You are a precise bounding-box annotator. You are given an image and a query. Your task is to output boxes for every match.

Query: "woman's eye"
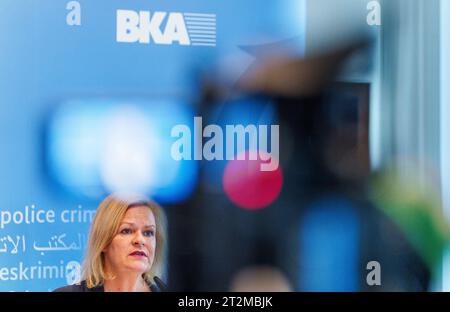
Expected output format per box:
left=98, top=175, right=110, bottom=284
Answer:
left=144, top=230, right=155, bottom=237
left=120, top=228, right=132, bottom=235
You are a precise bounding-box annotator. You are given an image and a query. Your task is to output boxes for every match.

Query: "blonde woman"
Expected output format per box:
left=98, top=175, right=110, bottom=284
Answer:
left=54, top=193, right=167, bottom=292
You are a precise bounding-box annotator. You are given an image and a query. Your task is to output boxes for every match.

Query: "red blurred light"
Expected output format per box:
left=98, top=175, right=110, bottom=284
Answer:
left=223, top=151, right=283, bottom=210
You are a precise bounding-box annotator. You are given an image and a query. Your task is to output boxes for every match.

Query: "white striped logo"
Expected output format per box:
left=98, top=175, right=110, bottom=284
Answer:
left=116, top=10, right=217, bottom=47
left=184, top=13, right=216, bottom=47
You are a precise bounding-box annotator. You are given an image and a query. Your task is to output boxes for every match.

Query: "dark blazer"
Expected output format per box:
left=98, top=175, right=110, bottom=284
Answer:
left=54, top=280, right=103, bottom=292
left=54, top=278, right=166, bottom=292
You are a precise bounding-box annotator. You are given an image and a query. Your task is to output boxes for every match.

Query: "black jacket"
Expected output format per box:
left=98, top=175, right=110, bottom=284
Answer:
left=54, top=278, right=166, bottom=292
left=53, top=280, right=103, bottom=292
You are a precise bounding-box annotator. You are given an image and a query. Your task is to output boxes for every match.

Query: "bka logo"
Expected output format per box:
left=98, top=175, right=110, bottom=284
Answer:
left=117, top=10, right=217, bottom=47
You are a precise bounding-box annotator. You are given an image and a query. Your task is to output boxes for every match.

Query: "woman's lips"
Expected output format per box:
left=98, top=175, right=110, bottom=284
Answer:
left=129, top=251, right=147, bottom=257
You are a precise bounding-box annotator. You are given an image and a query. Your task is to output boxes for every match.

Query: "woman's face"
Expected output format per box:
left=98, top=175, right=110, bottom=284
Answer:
left=103, top=206, right=156, bottom=275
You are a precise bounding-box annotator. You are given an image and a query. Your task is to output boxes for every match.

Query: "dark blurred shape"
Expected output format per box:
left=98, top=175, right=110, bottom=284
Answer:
left=237, top=40, right=369, bottom=97
left=168, top=37, right=431, bottom=291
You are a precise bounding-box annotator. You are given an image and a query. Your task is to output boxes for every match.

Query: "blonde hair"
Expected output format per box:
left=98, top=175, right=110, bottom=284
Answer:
left=82, top=193, right=166, bottom=289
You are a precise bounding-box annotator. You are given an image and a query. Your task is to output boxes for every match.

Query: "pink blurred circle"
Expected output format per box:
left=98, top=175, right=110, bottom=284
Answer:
left=223, top=150, right=283, bottom=210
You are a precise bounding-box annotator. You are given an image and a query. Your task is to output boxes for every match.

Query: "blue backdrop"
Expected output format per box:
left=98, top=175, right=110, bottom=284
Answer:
left=0, top=0, right=305, bottom=291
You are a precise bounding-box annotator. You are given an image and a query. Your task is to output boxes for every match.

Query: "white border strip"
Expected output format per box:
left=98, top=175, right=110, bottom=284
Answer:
left=441, top=0, right=450, bottom=292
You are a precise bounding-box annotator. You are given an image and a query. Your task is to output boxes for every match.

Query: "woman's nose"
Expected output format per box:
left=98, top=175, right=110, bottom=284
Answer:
left=132, top=231, right=145, bottom=246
